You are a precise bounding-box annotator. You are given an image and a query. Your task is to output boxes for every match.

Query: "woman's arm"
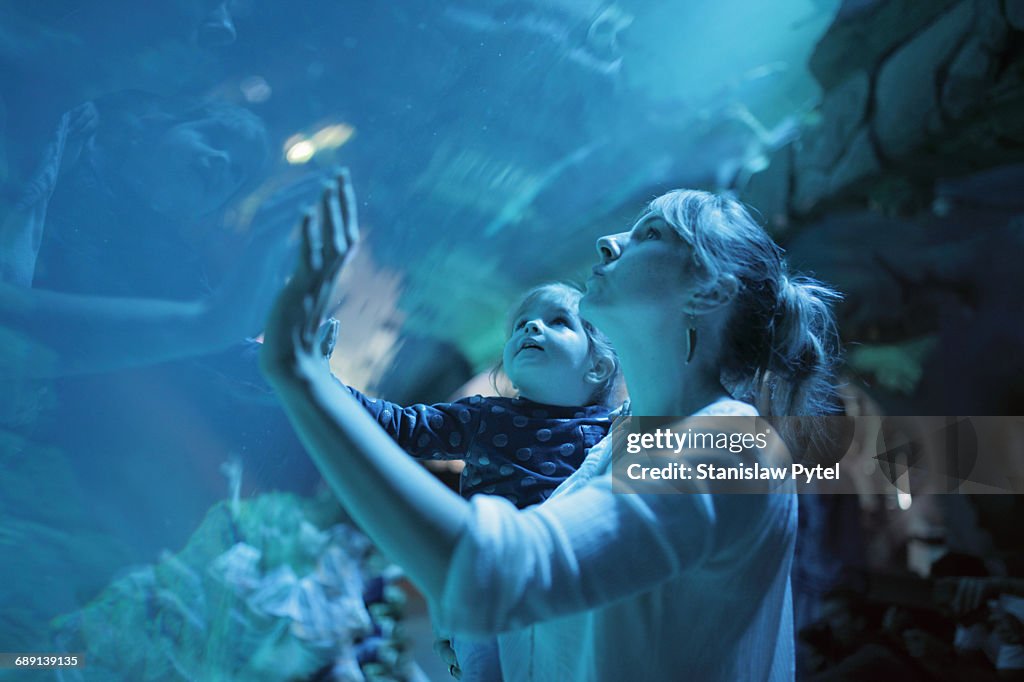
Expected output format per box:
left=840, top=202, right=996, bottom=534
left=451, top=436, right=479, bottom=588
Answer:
left=260, top=171, right=470, bottom=598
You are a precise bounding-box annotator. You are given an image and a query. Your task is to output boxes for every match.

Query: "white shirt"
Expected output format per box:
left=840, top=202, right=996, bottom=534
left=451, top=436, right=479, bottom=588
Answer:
left=431, top=398, right=797, bottom=681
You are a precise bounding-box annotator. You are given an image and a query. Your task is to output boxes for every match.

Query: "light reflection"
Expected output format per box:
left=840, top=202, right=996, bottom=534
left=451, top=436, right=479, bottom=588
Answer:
left=285, top=140, right=316, bottom=164
left=283, top=123, right=356, bottom=165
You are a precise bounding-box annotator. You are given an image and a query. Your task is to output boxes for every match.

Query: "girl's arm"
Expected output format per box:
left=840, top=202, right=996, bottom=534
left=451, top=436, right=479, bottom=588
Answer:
left=260, top=171, right=470, bottom=598
left=343, top=384, right=481, bottom=461
left=319, top=319, right=482, bottom=460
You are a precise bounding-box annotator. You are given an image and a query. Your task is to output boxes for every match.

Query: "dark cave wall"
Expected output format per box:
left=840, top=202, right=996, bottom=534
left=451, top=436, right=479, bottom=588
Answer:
left=743, top=0, right=1024, bottom=413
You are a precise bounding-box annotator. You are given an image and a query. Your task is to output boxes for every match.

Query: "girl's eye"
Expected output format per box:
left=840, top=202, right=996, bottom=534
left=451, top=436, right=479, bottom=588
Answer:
left=551, top=317, right=569, bottom=327
left=514, top=319, right=526, bottom=330
left=645, top=226, right=661, bottom=240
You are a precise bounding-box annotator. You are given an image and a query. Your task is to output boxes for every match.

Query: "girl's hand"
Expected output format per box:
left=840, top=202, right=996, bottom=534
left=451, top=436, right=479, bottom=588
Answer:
left=260, top=170, right=358, bottom=380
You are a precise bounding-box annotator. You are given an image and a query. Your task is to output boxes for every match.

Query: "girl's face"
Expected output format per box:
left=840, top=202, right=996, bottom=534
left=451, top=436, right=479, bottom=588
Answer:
left=128, top=116, right=261, bottom=218
left=502, top=291, right=596, bottom=406
left=582, top=212, right=702, bottom=323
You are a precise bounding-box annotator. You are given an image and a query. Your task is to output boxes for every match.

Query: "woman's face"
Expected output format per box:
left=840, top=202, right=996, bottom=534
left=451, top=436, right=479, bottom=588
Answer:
left=582, top=212, right=702, bottom=324
left=129, top=116, right=262, bottom=218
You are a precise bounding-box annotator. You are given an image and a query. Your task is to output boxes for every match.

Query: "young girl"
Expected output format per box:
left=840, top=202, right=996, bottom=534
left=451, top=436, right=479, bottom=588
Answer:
left=330, top=281, right=620, bottom=681
left=337, top=281, right=621, bottom=509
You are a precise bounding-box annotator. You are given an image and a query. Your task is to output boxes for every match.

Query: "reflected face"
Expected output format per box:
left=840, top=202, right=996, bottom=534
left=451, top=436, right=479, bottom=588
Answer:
left=131, top=116, right=263, bottom=218
left=502, top=290, right=594, bottom=406
left=582, top=212, right=702, bottom=324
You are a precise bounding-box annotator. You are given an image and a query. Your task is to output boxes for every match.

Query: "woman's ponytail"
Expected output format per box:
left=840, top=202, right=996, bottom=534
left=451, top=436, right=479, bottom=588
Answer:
left=765, top=272, right=842, bottom=418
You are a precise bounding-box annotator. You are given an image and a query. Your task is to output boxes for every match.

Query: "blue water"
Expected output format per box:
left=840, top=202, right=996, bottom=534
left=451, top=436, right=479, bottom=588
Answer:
left=0, top=1, right=838, bottom=679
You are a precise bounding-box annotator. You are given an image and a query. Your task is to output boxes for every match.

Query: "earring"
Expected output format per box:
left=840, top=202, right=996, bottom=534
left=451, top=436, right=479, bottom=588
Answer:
left=686, top=314, right=697, bottom=364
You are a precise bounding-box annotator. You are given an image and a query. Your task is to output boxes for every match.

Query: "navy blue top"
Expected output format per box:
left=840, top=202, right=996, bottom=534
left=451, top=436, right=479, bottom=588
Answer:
left=346, top=388, right=614, bottom=508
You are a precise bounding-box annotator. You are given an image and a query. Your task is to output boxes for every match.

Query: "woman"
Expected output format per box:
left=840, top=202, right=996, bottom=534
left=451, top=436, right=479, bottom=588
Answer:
left=261, top=171, right=841, bottom=680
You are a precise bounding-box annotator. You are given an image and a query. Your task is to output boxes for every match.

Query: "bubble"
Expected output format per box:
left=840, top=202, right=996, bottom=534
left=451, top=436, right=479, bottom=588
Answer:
left=513, top=416, right=529, bottom=428
left=540, top=461, right=556, bottom=475
left=516, top=448, right=532, bottom=461
left=499, top=465, right=515, bottom=476
left=478, top=456, right=491, bottom=466
left=536, top=429, right=552, bottom=442
left=449, top=433, right=462, bottom=447
left=559, top=443, right=576, bottom=457
left=493, top=434, right=509, bottom=447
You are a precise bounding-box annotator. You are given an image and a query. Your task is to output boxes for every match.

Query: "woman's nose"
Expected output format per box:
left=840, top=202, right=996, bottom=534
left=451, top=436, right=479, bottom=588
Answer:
left=524, top=320, right=542, bottom=335
left=596, top=234, right=621, bottom=263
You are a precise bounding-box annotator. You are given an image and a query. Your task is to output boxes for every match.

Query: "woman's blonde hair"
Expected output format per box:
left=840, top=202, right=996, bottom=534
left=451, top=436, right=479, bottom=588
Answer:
left=647, top=190, right=842, bottom=427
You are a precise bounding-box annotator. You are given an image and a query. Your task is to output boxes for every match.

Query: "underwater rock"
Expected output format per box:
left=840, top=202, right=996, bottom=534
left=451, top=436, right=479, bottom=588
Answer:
left=791, top=166, right=830, bottom=216
left=941, top=36, right=999, bottom=121
left=800, top=71, right=871, bottom=171
left=808, top=0, right=961, bottom=89
left=873, top=1, right=974, bottom=161
left=827, top=127, right=882, bottom=196
left=742, top=143, right=792, bottom=232
left=1008, top=0, right=1024, bottom=30
left=53, top=493, right=415, bottom=681
left=975, top=0, right=1011, bottom=52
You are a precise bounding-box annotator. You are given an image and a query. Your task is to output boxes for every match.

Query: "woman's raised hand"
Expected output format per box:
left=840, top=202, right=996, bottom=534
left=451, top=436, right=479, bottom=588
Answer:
left=260, top=169, right=359, bottom=379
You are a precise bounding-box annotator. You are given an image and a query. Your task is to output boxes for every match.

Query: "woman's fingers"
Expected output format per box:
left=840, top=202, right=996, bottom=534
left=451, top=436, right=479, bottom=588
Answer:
left=283, top=170, right=359, bottom=352
left=338, top=168, right=359, bottom=250
left=297, top=208, right=326, bottom=347
left=320, top=181, right=345, bottom=264
left=321, top=168, right=358, bottom=266
left=299, top=209, right=320, bottom=276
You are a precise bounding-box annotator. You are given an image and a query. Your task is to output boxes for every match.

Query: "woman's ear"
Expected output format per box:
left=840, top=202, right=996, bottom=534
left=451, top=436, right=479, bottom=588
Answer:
left=688, top=274, right=739, bottom=314
left=585, top=356, right=616, bottom=385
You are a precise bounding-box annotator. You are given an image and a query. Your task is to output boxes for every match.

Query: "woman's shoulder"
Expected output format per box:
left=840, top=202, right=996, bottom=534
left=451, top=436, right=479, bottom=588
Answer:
left=692, top=397, right=758, bottom=417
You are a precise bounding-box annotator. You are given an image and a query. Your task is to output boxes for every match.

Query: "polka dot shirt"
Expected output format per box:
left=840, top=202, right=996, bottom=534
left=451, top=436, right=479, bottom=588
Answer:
left=345, top=387, right=614, bottom=508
